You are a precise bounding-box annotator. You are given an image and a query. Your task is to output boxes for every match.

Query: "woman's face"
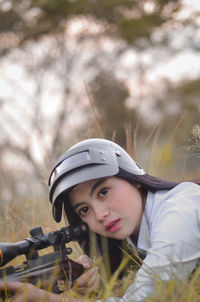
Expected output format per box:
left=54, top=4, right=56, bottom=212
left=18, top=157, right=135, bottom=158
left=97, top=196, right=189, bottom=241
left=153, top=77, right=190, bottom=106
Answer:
left=69, top=176, right=144, bottom=240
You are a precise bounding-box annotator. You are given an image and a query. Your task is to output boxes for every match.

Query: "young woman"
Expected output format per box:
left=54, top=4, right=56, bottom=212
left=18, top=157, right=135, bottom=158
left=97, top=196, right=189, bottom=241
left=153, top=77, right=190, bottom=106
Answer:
left=1, top=138, right=200, bottom=302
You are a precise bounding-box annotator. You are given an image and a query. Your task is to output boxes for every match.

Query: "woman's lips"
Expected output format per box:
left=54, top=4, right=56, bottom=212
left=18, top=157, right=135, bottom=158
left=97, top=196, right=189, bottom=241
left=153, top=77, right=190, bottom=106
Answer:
left=105, top=219, right=121, bottom=233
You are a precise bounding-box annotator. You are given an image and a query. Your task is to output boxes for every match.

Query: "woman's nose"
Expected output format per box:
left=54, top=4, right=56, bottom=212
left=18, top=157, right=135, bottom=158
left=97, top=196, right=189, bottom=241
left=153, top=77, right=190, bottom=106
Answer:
left=93, top=204, right=109, bottom=221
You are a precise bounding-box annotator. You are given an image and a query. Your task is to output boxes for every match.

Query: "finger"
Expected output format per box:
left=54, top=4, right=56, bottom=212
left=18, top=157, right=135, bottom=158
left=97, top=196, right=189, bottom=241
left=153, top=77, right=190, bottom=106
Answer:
left=89, top=275, right=101, bottom=292
left=0, top=281, right=24, bottom=292
left=74, top=273, right=100, bottom=295
left=88, top=270, right=100, bottom=288
left=73, top=267, right=98, bottom=287
left=75, top=255, right=92, bottom=268
left=73, top=285, right=88, bottom=295
left=11, top=284, right=59, bottom=302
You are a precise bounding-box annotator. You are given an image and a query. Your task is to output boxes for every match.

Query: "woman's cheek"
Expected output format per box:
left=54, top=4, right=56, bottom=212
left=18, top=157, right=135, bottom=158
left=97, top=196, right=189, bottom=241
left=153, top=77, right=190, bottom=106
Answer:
left=110, top=198, right=121, bottom=209
left=85, top=216, right=96, bottom=231
left=81, top=212, right=91, bottom=223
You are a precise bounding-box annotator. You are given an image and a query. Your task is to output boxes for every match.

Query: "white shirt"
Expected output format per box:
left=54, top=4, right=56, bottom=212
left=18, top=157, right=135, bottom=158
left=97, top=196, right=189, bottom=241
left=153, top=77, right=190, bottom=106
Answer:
left=101, top=182, right=200, bottom=302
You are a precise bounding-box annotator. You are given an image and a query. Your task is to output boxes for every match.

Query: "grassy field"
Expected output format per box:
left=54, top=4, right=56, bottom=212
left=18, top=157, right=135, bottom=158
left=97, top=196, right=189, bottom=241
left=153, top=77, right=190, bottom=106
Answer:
left=0, top=126, right=200, bottom=301
left=1, top=184, right=200, bottom=301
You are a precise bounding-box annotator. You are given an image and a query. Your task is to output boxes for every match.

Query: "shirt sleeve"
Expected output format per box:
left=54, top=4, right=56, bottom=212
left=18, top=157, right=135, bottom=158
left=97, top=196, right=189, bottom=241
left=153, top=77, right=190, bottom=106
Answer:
left=123, top=183, right=200, bottom=301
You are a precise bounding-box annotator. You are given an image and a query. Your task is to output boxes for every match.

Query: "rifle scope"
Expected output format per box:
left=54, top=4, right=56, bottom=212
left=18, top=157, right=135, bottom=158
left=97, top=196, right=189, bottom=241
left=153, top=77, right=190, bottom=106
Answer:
left=0, top=222, right=87, bottom=267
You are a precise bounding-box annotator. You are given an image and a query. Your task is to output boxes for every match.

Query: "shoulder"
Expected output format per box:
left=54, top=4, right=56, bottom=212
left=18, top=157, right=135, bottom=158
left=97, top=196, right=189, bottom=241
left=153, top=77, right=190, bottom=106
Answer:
left=154, top=181, right=200, bottom=205
left=147, top=182, right=200, bottom=233
left=170, top=181, right=200, bottom=193
left=145, top=184, right=200, bottom=247
left=138, top=182, right=200, bottom=252
left=146, top=182, right=200, bottom=216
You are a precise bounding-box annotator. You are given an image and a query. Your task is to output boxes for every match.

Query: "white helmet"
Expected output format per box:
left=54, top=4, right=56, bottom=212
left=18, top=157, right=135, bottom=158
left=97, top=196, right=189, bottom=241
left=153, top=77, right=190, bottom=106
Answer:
left=49, top=138, right=145, bottom=222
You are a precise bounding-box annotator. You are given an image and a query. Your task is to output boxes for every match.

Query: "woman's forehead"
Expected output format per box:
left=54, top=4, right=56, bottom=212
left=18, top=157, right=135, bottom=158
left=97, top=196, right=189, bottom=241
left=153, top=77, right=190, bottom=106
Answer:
left=69, top=177, right=112, bottom=199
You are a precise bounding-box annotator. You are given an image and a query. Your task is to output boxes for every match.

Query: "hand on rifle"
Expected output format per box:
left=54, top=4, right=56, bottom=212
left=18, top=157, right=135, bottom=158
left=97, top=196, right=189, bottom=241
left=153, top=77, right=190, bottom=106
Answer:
left=72, top=255, right=101, bottom=295
left=0, top=256, right=100, bottom=301
left=0, top=281, right=62, bottom=302
left=0, top=281, right=87, bottom=302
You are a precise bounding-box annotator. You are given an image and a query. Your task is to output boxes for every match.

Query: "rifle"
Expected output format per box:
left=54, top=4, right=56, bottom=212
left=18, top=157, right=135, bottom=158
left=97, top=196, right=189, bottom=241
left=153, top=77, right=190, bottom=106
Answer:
left=0, top=222, right=88, bottom=299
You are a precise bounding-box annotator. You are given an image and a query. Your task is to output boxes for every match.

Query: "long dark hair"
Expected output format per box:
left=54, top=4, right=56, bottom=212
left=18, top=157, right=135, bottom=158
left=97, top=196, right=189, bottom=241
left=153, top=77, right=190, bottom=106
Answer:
left=63, top=169, right=200, bottom=274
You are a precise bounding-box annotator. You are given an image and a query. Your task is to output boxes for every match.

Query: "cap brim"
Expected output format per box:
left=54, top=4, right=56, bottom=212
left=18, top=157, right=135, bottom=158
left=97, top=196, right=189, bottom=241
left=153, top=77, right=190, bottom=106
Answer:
left=52, top=164, right=119, bottom=222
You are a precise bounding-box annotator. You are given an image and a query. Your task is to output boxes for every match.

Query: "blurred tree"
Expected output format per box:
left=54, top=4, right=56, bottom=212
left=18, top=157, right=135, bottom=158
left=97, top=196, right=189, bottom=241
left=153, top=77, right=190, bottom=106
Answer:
left=0, top=0, right=200, bottom=204
left=1, top=0, right=199, bottom=54
left=151, top=78, right=200, bottom=143
left=85, top=72, right=139, bottom=146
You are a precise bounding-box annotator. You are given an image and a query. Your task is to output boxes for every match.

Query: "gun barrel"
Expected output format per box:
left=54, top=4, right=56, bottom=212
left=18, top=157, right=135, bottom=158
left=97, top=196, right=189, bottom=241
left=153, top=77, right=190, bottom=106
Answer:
left=0, top=222, right=88, bottom=267
left=0, top=240, right=31, bottom=267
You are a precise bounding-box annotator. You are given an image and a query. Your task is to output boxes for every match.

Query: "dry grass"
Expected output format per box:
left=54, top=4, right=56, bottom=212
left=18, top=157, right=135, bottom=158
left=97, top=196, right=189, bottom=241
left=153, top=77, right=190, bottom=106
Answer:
left=0, top=122, right=200, bottom=301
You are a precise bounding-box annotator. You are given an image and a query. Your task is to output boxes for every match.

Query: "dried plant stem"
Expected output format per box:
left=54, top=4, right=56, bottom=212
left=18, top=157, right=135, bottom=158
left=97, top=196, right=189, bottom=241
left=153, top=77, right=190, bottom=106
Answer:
left=83, top=81, right=104, bottom=138
left=147, top=122, right=163, bottom=174
left=125, top=118, right=140, bottom=160
left=153, top=112, right=185, bottom=175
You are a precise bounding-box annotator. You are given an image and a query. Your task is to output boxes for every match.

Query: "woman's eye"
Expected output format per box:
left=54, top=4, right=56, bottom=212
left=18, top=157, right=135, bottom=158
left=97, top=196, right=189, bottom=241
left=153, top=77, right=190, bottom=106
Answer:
left=78, top=207, right=88, bottom=216
left=99, top=187, right=108, bottom=197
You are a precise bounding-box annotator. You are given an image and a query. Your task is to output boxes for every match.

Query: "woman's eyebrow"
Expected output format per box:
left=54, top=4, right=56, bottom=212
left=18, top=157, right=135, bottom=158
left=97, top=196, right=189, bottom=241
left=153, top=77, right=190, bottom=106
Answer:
left=73, top=201, right=85, bottom=211
left=90, top=179, right=106, bottom=196
left=72, top=179, right=107, bottom=211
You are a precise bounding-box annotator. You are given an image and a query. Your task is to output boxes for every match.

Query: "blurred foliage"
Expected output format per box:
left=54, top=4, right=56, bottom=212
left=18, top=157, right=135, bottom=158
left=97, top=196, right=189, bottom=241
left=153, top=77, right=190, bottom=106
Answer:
left=118, top=13, right=162, bottom=44
left=85, top=72, right=137, bottom=146
left=147, top=270, right=200, bottom=302
left=0, top=195, right=57, bottom=242
left=186, top=124, right=200, bottom=158
left=146, top=78, right=200, bottom=143
left=0, top=0, right=199, bottom=206
left=0, top=0, right=195, bottom=53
